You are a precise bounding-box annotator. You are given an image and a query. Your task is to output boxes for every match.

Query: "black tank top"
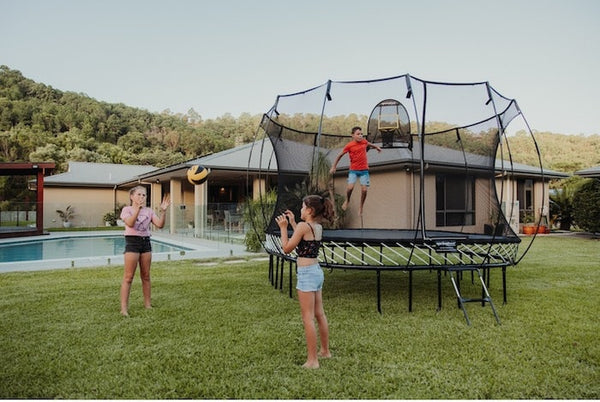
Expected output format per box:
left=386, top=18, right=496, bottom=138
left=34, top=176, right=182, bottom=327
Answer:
left=296, top=223, right=321, bottom=258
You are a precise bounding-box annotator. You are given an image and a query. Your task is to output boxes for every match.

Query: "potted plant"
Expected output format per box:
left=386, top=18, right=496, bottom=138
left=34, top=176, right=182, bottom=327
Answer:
left=103, top=211, right=118, bottom=226
left=56, top=205, right=75, bottom=228
left=536, top=215, right=550, bottom=234
left=537, top=223, right=550, bottom=234
left=521, top=212, right=536, bottom=235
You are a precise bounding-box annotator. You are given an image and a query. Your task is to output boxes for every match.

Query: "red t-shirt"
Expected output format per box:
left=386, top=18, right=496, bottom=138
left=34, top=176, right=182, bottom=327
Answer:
left=342, top=140, right=369, bottom=170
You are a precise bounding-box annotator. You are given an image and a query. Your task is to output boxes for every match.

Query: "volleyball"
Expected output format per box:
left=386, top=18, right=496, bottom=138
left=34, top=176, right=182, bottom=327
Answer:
left=187, top=165, right=209, bottom=185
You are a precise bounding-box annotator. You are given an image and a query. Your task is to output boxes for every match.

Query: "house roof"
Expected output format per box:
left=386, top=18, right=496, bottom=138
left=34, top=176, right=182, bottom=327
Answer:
left=45, top=162, right=157, bottom=187
left=575, top=165, right=600, bottom=178
left=35, top=141, right=568, bottom=191
left=190, top=141, right=275, bottom=171
left=125, top=139, right=568, bottom=185
left=130, top=141, right=277, bottom=185
left=496, top=160, right=568, bottom=180
left=264, top=139, right=568, bottom=180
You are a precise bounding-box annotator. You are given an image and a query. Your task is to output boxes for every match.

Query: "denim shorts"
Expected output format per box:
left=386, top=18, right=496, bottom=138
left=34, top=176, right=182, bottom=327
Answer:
left=124, top=236, right=152, bottom=253
left=296, top=263, right=324, bottom=292
left=348, top=170, right=370, bottom=186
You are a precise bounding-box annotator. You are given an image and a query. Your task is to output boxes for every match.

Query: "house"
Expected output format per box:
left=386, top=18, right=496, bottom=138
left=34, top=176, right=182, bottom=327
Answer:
left=326, top=141, right=569, bottom=233
left=116, top=141, right=278, bottom=236
left=43, top=162, right=157, bottom=228
left=39, top=144, right=277, bottom=236
left=257, top=132, right=568, bottom=234
left=37, top=139, right=567, bottom=237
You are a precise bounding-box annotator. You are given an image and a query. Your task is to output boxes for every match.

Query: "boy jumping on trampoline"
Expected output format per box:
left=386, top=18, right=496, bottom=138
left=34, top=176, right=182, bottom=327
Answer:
left=330, top=126, right=382, bottom=215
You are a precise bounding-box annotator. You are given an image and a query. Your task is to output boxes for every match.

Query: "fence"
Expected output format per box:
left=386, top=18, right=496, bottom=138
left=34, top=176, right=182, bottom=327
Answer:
left=0, top=210, right=36, bottom=227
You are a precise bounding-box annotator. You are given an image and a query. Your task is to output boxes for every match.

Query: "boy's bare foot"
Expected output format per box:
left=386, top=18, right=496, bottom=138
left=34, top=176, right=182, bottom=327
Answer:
left=318, top=351, right=332, bottom=358
left=120, top=310, right=129, bottom=317
left=302, top=361, right=319, bottom=369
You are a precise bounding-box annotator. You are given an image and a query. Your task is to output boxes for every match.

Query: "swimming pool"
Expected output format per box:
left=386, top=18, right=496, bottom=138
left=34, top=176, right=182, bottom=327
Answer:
left=0, top=235, right=193, bottom=263
left=0, top=231, right=256, bottom=273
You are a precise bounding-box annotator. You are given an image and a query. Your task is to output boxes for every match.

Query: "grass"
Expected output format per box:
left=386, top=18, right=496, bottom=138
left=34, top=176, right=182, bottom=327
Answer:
left=0, top=235, right=598, bottom=399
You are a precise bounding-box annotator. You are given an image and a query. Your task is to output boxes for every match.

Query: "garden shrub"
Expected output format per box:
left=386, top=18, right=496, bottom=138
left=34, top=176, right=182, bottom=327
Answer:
left=243, top=189, right=277, bottom=252
left=572, top=178, right=600, bottom=233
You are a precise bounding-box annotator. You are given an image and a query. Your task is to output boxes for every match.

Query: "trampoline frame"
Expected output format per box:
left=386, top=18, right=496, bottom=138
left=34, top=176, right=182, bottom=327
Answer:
left=264, top=229, right=516, bottom=323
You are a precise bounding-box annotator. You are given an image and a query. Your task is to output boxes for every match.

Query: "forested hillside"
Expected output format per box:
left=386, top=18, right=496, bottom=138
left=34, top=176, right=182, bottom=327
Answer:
left=0, top=66, right=261, bottom=172
left=508, top=130, right=600, bottom=173
left=1, top=65, right=598, bottom=174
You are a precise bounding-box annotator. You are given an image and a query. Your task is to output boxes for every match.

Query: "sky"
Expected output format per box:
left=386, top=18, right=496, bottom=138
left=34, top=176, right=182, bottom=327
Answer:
left=1, top=0, right=599, bottom=135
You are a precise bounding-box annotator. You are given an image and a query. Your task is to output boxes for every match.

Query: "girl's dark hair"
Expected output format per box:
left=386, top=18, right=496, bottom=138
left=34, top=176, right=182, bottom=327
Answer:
left=302, top=195, right=334, bottom=223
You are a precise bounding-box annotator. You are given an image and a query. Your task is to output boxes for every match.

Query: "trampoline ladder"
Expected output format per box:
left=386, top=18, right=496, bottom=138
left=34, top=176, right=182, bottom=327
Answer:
left=448, top=268, right=501, bottom=326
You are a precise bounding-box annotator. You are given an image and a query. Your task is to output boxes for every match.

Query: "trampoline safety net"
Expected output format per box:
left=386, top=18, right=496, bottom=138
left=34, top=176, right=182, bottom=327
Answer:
left=249, top=74, right=543, bottom=271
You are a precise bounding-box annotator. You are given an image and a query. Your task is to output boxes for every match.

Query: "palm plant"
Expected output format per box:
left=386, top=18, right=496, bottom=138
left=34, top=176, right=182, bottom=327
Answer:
left=550, top=177, right=583, bottom=230
left=56, top=205, right=75, bottom=223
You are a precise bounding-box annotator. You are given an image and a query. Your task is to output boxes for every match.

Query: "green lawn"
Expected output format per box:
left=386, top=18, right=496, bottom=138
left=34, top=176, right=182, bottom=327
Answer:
left=0, top=235, right=598, bottom=399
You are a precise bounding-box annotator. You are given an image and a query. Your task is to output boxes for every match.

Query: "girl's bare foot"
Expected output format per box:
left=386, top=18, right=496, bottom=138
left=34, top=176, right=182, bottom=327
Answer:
left=318, top=351, right=332, bottom=358
left=302, top=361, right=319, bottom=369
left=120, top=310, right=129, bottom=317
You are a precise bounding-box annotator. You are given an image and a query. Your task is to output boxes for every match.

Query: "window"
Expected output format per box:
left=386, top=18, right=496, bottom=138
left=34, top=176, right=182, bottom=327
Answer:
left=436, top=174, right=475, bottom=226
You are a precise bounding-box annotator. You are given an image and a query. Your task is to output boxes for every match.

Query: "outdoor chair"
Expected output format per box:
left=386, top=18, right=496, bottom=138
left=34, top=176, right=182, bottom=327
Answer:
left=224, top=210, right=242, bottom=232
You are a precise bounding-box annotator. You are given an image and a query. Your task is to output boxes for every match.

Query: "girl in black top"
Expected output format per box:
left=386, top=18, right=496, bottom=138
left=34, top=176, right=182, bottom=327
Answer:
left=276, top=195, right=335, bottom=369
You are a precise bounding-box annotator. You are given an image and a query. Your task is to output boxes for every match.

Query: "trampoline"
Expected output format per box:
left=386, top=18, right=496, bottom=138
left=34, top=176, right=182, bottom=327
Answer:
left=248, top=74, right=543, bottom=325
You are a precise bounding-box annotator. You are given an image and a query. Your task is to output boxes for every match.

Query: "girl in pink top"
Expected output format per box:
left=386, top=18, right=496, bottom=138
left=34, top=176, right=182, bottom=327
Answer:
left=119, top=185, right=171, bottom=316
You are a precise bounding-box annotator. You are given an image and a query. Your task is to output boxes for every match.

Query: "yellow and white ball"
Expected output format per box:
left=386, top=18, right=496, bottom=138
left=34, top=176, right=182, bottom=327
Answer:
left=187, top=165, right=209, bottom=185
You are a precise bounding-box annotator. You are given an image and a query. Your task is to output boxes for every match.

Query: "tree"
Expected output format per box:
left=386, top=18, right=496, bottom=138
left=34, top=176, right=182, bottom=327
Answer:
left=572, top=178, right=600, bottom=233
left=549, top=176, right=585, bottom=230
left=96, top=142, right=128, bottom=164
left=123, top=149, right=186, bottom=167
left=29, top=143, right=66, bottom=169
left=66, top=147, right=111, bottom=163
left=116, top=131, right=150, bottom=155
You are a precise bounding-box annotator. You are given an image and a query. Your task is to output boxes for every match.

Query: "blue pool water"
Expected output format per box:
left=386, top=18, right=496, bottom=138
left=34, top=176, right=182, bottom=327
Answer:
left=0, top=235, right=192, bottom=263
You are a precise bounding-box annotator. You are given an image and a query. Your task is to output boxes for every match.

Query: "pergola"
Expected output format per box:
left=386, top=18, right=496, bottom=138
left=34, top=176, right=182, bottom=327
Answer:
left=0, top=162, right=56, bottom=238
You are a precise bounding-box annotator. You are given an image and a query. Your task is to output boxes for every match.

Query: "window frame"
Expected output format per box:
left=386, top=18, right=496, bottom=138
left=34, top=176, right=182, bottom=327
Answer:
left=435, top=173, right=476, bottom=227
